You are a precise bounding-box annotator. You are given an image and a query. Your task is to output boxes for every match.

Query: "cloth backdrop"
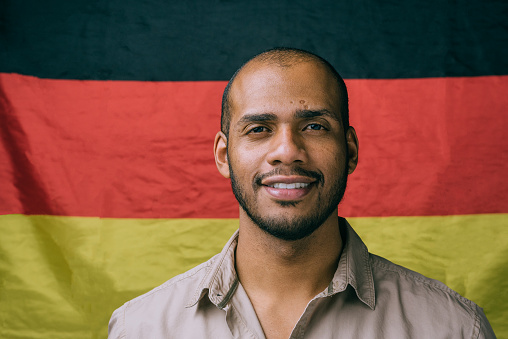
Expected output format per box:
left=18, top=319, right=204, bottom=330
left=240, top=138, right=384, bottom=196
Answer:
left=0, top=1, right=507, bottom=338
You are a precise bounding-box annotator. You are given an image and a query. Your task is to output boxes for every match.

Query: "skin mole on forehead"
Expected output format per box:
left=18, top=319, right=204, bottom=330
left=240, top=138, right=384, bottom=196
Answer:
left=299, top=100, right=306, bottom=104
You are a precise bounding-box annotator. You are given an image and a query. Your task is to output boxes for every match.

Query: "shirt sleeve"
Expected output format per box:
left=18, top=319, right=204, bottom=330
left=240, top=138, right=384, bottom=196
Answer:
left=108, top=304, right=127, bottom=339
left=475, top=305, right=497, bottom=339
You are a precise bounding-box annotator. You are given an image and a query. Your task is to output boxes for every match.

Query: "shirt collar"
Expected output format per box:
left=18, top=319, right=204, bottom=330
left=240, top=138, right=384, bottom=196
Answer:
left=186, top=229, right=240, bottom=309
left=187, top=219, right=375, bottom=310
left=327, top=218, right=376, bottom=310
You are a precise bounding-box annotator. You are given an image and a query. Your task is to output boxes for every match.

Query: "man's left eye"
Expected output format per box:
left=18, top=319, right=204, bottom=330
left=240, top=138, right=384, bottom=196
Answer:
left=306, top=124, right=325, bottom=131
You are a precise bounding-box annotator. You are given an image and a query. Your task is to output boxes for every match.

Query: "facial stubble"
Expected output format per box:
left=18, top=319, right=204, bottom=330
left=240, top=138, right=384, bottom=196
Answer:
left=228, top=153, right=349, bottom=241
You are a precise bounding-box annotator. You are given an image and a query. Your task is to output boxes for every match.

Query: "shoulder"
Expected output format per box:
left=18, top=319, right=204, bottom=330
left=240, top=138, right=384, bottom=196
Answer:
left=108, top=254, right=218, bottom=338
left=370, top=253, right=473, bottom=306
left=129, top=254, right=216, bottom=307
left=369, top=253, right=495, bottom=338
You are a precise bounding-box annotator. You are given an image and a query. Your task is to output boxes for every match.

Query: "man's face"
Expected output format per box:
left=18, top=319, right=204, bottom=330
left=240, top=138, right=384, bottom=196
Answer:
left=220, top=61, right=356, bottom=241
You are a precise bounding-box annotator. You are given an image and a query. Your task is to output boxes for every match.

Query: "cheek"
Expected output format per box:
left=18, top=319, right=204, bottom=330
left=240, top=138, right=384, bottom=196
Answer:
left=232, top=144, right=265, bottom=165
left=228, top=145, right=263, bottom=179
left=312, top=140, right=343, bottom=158
left=311, top=144, right=346, bottom=173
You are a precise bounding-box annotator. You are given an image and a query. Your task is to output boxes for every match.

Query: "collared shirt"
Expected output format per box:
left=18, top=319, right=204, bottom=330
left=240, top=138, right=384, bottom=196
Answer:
left=108, top=219, right=496, bottom=338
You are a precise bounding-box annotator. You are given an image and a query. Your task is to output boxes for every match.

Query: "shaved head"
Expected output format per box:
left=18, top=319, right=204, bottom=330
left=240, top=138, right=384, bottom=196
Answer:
left=221, top=47, right=349, bottom=137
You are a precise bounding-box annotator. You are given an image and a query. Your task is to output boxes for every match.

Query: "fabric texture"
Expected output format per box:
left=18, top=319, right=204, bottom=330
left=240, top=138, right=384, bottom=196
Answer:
left=2, top=2, right=507, bottom=338
left=108, top=219, right=495, bottom=339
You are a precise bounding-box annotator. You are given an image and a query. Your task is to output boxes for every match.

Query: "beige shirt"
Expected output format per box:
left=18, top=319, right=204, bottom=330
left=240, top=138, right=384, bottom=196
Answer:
left=108, top=220, right=495, bottom=338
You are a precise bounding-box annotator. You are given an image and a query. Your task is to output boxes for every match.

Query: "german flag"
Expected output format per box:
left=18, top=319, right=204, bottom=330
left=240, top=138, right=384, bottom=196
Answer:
left=1, top=1, right=507, bottom=338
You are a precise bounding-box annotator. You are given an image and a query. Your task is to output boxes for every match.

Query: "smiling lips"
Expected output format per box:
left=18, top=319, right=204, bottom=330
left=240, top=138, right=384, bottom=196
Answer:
left=261, top=176, right=315, bottom=200
left=268, top=182, right=309, bottom=189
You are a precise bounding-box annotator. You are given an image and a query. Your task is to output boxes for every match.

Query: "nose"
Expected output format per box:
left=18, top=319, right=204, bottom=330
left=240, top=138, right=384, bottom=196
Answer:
left=266, top=127, right=307, bottom=165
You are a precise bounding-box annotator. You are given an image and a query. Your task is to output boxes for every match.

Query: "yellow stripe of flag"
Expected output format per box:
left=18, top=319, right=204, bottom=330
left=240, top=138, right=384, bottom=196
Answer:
left=1, top=214, right=506, bottom=337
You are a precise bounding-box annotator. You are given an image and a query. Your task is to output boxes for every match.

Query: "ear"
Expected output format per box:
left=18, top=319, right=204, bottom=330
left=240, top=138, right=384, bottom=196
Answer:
left=214, top=131, right=230, bottom=178
left=346, top=127, right=359, bottom=174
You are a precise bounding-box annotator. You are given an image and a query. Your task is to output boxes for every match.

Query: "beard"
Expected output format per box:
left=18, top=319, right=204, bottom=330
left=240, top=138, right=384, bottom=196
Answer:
left=229, top=157, right=349, bottom=241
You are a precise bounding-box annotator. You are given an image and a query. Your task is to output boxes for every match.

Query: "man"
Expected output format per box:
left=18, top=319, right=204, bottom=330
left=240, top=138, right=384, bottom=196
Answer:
left=108, top=48, right=495, bottom=338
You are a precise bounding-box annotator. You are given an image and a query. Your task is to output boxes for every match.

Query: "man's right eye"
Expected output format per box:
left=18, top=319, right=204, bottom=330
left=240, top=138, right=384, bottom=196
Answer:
left=248, top=126, right=268, bottom=134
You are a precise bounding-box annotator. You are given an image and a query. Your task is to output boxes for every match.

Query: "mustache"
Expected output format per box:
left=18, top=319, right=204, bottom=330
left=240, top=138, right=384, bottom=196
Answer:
left=254, top=167, right=324, bottom=186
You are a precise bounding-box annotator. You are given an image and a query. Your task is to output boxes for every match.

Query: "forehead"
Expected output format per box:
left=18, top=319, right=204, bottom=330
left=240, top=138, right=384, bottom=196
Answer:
left=229, top=61, right=342, bottom=121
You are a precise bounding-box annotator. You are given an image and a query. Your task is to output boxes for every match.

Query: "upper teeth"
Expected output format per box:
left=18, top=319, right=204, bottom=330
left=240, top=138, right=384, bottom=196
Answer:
left=269, top=183, right=309, bottom=189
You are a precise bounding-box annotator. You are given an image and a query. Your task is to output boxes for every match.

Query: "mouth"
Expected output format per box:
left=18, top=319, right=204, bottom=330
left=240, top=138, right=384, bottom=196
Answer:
left=267, top=182, right=310, bottom=189
left=261, top=176, right=316, bottom=201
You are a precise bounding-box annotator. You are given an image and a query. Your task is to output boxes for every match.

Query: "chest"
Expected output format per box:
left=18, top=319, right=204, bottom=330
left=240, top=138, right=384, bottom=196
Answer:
left=125, top=285, right=474, bottom=339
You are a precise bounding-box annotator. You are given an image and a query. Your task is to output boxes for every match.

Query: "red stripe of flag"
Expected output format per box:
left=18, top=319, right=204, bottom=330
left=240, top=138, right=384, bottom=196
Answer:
left=1, top=73, right=507, bottom=217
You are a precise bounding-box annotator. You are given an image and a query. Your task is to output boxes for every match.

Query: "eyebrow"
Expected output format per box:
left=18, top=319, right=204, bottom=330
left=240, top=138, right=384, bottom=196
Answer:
left=294, top=109, right=340, bottom=122
left=236, top=113, right=278, bottom=125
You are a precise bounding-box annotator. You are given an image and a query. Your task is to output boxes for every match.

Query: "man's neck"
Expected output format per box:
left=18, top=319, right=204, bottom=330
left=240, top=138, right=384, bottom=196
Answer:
left=235, top=211, right=343, bottom=302
left=234, top=211, right=342, bottom=338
